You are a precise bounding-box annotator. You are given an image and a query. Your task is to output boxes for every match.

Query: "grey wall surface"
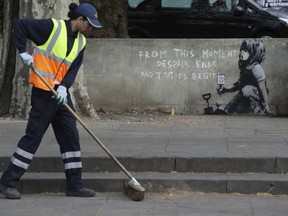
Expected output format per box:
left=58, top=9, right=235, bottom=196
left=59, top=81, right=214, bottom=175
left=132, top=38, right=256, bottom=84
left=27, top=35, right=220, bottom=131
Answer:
left=83, top=39, right=288, bottom=115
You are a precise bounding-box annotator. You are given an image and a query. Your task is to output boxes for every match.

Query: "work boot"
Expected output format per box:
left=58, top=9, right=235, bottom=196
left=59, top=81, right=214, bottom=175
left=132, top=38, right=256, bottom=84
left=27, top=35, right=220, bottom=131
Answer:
left=0, top=183, right=21, bottom=199
left=66, top=187, right=95, bottom=197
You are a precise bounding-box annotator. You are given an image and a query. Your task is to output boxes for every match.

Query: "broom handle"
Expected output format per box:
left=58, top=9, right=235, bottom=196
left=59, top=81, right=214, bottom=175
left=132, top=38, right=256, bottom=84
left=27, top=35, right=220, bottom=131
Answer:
left=31, top=65, right=134, bottom=180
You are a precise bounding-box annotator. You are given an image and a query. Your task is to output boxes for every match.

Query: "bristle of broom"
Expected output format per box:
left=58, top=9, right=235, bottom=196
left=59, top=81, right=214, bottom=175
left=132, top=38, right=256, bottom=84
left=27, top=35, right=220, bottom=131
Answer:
left=124, top=184, right=145, bottom=201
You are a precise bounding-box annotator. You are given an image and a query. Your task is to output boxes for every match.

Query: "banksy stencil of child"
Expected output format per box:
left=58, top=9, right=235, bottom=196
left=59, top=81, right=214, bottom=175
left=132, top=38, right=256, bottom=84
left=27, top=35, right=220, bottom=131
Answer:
left=219, top=39, right=274, bottom=116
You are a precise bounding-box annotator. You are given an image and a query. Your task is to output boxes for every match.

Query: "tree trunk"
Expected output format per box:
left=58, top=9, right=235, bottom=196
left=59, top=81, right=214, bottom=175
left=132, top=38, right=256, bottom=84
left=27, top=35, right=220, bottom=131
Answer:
left=0, top=0, right=18, bottom=116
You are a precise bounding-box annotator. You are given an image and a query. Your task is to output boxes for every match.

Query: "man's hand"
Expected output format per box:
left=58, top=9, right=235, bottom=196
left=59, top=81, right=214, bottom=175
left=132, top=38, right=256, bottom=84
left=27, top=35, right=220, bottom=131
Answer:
left=52, top=85, right=67, bottom=105
left=19, top=52, right=33, bottom=66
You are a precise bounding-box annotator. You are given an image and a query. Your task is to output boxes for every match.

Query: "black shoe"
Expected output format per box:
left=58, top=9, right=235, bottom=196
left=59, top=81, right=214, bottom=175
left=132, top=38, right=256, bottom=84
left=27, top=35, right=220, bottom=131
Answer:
left=0, top=183, right=21, bottom=199
left=66, top=187, right=95, bottom=197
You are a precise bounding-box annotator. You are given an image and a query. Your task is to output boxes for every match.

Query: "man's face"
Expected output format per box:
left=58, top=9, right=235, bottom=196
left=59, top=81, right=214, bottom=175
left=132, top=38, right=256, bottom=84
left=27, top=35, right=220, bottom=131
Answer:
left=77, top=17, right=93, bottom=34
left=239, top=50, right=250, bottom=61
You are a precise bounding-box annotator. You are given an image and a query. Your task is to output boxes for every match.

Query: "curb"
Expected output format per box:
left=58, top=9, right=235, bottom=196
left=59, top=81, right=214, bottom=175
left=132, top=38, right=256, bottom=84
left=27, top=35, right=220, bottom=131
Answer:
left=10, top=172, right=288, bottom=195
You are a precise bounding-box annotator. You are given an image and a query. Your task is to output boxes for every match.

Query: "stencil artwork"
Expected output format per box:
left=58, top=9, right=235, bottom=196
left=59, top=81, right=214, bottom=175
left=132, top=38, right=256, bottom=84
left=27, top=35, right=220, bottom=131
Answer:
left=203, top=39, right=274, bottom=116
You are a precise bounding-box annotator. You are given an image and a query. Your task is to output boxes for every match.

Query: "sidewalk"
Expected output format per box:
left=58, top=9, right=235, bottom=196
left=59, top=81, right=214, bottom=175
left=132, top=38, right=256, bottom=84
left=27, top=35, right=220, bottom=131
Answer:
left=1, top=115, right=288, bottom=158
left=1, top=192, right=288, bottom=216
left=1, top=115, right=288, bottom=215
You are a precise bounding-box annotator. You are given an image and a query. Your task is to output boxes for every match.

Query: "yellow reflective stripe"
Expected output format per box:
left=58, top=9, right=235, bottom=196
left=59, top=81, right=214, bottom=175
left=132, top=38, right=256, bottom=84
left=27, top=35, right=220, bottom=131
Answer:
left=46, top=20, right=62, bottom=53
left=37, top=18, right=59, bottom=51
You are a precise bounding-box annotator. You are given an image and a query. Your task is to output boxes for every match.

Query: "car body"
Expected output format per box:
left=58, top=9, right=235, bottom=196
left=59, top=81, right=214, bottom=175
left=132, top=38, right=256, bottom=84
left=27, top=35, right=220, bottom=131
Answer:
left=127, top=0, right=288, bottom=38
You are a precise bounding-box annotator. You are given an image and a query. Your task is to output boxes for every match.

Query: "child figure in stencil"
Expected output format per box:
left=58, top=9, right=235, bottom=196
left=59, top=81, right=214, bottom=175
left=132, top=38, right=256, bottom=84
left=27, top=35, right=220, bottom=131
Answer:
left=219, top=39, right=273, bottom=116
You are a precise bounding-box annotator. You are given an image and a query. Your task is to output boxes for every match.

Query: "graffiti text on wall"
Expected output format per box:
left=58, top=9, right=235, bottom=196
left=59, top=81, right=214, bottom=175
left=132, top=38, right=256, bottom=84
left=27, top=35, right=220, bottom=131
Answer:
left=138, top=48, right=238, bottom=81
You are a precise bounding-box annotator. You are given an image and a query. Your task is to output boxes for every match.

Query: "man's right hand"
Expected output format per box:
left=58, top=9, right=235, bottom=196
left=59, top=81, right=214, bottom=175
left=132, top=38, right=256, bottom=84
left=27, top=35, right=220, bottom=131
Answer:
left=19, top=52, right=33, bottom=66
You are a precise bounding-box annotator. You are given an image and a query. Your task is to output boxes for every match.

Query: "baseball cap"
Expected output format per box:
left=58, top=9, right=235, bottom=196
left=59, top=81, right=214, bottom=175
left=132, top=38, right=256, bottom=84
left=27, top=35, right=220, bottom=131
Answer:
left=75, top=3, right=102, bottom=28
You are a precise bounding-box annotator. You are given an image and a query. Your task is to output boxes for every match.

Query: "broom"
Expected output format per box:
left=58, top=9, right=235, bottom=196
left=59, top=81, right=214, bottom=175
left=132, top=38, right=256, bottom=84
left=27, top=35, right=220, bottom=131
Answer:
left=30, top=64, right=145, bottom=201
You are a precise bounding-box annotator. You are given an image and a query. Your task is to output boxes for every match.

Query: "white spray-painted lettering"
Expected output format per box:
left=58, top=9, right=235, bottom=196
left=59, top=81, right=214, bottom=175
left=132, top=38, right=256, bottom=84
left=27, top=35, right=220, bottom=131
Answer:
left=138, top=48, right=238, bottom=80
left=139, top=50, right=167, bottom=59
left=195, top=61, right=217, bottom=68
left=157, top=60, right=189, bottom=69
left=140, top=71, right=217, bottom=80
left=191, top=72, right=217, bottom=80
left=140, top=71, right=188, bottom=80
left=202, top=49, right=238, bottom=59
left=173, top=48, right=195, bottom=58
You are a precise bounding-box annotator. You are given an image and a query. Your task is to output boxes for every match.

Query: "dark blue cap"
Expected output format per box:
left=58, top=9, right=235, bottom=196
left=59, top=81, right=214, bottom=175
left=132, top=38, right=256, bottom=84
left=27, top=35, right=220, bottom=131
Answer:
left=75, top=3, right=102, bottom=28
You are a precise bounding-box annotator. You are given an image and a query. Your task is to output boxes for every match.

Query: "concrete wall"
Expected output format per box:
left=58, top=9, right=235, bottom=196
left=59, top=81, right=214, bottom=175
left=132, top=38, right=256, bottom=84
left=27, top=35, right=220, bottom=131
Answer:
left=83, top=39, right=288, bottom=115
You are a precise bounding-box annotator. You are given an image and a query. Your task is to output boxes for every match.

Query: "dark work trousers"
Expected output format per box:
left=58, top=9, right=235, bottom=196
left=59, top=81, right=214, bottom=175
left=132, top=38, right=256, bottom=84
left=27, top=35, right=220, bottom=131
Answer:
left=0, top=87, right=83, bottom=190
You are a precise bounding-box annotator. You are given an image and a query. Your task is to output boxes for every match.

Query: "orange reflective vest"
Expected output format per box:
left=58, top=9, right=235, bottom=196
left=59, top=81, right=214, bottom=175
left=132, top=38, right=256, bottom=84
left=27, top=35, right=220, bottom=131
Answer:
left=30, top=18, right=86, bottom=91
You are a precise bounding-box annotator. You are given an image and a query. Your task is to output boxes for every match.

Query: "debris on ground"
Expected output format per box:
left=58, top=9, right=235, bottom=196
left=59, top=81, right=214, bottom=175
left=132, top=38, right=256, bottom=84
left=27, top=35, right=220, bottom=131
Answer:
left=96, top=109, right=225, bottom=125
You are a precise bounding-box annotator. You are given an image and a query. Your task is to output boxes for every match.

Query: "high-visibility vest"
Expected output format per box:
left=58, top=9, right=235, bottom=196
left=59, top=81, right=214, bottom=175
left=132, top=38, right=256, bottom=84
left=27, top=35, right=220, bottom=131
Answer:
left=30, top=18, right=86, bottom=91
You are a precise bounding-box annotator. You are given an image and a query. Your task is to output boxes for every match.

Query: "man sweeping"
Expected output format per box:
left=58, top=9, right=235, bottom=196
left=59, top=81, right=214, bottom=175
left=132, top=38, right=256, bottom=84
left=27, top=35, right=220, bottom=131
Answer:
left=0, top=3, right=102, bottom=199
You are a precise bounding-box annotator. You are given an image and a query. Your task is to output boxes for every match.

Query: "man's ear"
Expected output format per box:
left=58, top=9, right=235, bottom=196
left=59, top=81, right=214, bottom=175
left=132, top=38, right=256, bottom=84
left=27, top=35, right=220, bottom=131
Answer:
left=77, top=16, right=84, bottom=22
